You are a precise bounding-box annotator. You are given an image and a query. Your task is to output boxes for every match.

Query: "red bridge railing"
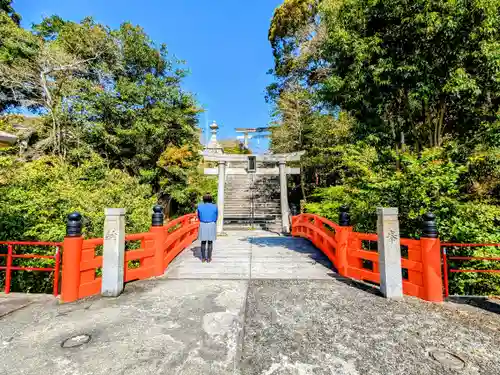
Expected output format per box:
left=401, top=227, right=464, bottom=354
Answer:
left=292, top=213, right=443, bottom=302
left=0, top=241, right=62, bottom=296
left=61, top=213, right=199, bottom=302
left=441, top=243, right=500, bottom=297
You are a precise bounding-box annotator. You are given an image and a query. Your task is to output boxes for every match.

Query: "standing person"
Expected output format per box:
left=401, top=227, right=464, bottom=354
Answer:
left=196, top=193, right=218, bottom=263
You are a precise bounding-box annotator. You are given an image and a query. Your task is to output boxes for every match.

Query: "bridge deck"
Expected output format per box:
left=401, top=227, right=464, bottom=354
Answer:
left=165, top=230, right=334, bottom=280
left=1, top=232, right=499, bottom=374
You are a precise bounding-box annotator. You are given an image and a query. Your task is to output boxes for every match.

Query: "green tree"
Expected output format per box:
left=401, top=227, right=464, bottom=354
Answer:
left=0, top=12, right=40, bottom=112
left=320, top=0, right=500, bottom=148
left=0, top=153, right=155, bottom=293
left=0, top=0, right=20, bottom=25
left=268, top=0, right=500, bottom=295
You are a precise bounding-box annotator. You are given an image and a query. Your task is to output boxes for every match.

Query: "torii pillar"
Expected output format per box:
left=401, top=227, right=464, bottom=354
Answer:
left=201, top=121, right=304, bottom=234
left=278, top=159, right=290, bottom=233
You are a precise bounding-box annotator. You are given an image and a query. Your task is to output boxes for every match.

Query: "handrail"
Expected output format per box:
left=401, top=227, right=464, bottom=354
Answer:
left=291, top=213, right=439, bottom=301
left=441, top=243, right=500, bottom=297
left=293, top=213, right=340, bottom=232
left=0, top=242, right=61, bottom=295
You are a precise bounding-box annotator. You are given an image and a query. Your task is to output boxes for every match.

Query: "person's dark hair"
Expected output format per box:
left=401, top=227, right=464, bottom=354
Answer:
left=203, top=193, right=213, bottom=203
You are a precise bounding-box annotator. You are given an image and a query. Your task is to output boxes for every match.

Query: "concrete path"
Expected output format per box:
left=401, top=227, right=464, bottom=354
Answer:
left=0, top=293, right=55, bottom=318
left=165, top=230, right=333, bottom=280
left=1, top=231, right=499, bottom=375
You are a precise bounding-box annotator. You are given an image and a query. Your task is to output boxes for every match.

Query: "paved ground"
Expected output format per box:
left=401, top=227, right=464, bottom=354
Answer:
left=1, top=231, right=499, bottom=375
left=164, top=231, right=333, bottom=280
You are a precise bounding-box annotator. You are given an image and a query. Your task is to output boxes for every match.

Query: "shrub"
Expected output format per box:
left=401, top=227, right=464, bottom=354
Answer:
left=0, top=154, right=155, bottom=293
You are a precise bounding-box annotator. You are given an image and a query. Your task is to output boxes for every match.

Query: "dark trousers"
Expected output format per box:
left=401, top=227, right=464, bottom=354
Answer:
left=201, top=241, right=213, bottom=260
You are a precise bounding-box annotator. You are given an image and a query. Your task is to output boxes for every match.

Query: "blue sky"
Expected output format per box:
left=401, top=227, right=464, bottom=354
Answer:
left=14, top=0, right=282, bottom=152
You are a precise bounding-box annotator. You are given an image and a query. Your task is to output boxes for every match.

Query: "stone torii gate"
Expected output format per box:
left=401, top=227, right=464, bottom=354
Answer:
left=202, top=121, right=304, bottom=234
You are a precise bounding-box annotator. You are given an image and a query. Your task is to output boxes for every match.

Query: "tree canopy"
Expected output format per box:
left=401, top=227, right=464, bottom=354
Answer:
left=0, top=0, right=20, bottom=25
left=0, top=5, right=216, bottom=292
left=268, top=0, right=500, bottom=295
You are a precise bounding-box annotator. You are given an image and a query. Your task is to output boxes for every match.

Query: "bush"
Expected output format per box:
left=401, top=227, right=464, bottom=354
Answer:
left=0, top=154, right=155, bottom=293
left=306, top=143, right=500, bottom=295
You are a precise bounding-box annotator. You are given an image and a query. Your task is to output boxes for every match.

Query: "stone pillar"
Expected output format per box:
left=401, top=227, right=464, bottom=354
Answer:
left=279, top=160, right=290, bottom=233
left=101, top=208, right=126, bottom=297
left=377, top=207, right=403, bottom=299
left=216, top=161, right=226, bottom=234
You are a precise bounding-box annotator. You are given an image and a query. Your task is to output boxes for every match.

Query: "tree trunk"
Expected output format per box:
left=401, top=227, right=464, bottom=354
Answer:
left=300, top=162, right=307, bottom=203
left=436, top=99, right=446, bottom=147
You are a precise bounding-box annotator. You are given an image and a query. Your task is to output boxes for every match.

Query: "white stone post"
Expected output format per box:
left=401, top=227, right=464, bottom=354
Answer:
left=216, top=161, right=226, bottom=234
left=377, top=207, right=403, bottom=299
left=279, top=160, right=290, bottom=233
left=101, top=208, right=126, bottom=297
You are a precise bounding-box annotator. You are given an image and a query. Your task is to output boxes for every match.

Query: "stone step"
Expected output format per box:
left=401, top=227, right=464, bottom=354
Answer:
left=224, top=216, right=280, bottom=221
left=225, top=182, right=280, bottom=186
left=224, top=193, right=279, bottom=198
left=225, top=201, right=281, bottom=206
left=225, top=202, right=281, bottom=207
left=225, top=211, right=281, bottom=215
left=226, top=206, right=280, bottom=210
left=225, top=205, right=280, bottom=210
left=224, top=187, right=280, bottom=192
left=225, top=180, right=280, bottom=184
left=227, top=214, right=278, bottom=219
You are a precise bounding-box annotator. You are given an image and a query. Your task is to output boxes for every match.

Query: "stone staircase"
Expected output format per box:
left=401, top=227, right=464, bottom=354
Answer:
left=224, top=173, right=282, bottom=232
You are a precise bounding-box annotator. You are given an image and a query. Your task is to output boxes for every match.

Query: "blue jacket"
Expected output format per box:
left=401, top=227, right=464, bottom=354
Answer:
left=197, top=203, right=218, bottom=223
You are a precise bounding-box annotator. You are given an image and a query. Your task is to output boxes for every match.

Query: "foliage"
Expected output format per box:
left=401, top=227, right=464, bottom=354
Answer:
left=304, top=143, right=500, bottom=295
left=270, top=0, right=500, bottom=149
left=269, top=0, right=500, bottom=295
left=157, top=143, right=217, bottom=216
left=0, top=9, right=205, bottom=293
left=0, top=16, right=201, bottom=198
left=0, top=11, right=41, bottom=112
left=219, top=139, right=251, bottom=154
left=0, top=0, right=20, bottom=25
left=0, top=154, right=155, bottom=292
left=0, top=12, right=203, bottom=208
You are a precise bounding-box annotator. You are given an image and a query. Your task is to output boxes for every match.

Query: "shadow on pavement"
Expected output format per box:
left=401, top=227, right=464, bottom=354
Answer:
left=327, top=273, right=384, bottom=297
left=190, top=246, right=202, bottom=260
left=446, top=296, right=500, bottom=315
left=241, top=236, right=333, bottom=268
left=241, top=235, right=389, bottom=298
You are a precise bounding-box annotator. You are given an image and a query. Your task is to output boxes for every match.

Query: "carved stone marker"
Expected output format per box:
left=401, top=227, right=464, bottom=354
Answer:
left=377, top=207, right=403, bottom=299
left=101, top=208, right=126, bottom=297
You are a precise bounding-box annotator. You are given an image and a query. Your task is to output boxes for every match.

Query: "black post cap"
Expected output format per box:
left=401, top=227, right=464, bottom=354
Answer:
left=339, top=205, right=351, bottom=226
left=421, top=212, right=438, bottom=238
left=152, top=205, right=164, bottom=227
left=66, top=212, right=82, bottom=237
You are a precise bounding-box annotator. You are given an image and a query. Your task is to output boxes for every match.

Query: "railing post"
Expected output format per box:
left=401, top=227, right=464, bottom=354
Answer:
left=151, top=205, right=166, bottom=276
left=61, top=212, right=84, bottom=303
left=335, top=206, right=353, bottom=277
left=420, top=212, right=443, bottom=302
left=101, top=208, right=126, bottom=297
left=291, top=215, right=298, bottom=236
left=377, top=207, right=403, bottom=299
left=4, top=244, right=13, bottom=294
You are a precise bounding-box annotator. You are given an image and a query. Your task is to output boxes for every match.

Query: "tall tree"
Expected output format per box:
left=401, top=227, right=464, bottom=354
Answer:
left=0, top=0, right=20, bottom=25
left=0, top=12, right=40, bottom=112
left=1, top=14, right=206, bottom=209
left=269, top=0, right=500, bottom=149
